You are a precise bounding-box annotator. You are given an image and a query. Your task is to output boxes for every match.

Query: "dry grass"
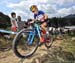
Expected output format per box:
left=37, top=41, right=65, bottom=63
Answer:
left=0, top=35, right=75, bottom=63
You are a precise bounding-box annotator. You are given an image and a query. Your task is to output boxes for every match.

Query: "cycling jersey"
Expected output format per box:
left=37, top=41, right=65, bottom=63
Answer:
left=34, top=10, right=45, bottom=22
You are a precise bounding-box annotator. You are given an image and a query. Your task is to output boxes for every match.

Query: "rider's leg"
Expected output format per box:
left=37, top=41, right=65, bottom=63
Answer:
left=40, top=22, right=50, bottom=42
left=41, top=22, right=47, bottom=33
left=41, top=22, right=49, bottom=39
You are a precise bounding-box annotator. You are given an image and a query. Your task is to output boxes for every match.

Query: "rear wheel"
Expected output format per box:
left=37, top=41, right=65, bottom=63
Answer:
left=13, top=29, right=39, bottom=58
left=45, top=33, right=54, bottom=48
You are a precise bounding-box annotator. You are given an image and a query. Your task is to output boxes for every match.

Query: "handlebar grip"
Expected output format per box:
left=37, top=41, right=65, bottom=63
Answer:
left=34, top=20, right=41, bottom=24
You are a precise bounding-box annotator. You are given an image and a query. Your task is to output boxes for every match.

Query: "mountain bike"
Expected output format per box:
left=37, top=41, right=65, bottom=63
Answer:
left=12, top=20, right=53, bottom=58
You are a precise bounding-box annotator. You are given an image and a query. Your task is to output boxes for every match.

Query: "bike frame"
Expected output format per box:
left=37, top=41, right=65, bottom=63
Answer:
left=27, top=23, right=41, bottom=45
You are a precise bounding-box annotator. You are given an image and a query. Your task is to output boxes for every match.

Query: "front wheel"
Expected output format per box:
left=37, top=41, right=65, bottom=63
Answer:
left=13, top=29, right=39, bottom=58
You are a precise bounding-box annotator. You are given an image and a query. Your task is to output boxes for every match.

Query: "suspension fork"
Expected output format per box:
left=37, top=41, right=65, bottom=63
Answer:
left=27, top=24, right=41, bottom=45
left=27, top=30, right=35, bottom=45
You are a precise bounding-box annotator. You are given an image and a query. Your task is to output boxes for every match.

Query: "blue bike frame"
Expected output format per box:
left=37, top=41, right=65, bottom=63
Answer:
left=27, top=23, right=41, bottom=45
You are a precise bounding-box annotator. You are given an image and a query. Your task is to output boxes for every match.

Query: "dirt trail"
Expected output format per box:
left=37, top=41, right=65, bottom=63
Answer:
left=0, top=40, right=63, bottom=63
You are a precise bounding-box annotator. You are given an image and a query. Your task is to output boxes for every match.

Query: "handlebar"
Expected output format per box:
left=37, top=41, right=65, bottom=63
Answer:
left=34, top=20, right=41, bottom=24
left=26, top=20, right=41, bottom=26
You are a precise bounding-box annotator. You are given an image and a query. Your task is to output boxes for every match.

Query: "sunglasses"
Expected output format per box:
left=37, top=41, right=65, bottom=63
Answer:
left=32, top=11, right=35, bottom=13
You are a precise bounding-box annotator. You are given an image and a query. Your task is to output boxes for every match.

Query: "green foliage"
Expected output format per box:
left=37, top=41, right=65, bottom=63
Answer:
left=47, top=16, right=75, bottom=27
left=0, top=12, right=11, bottom=29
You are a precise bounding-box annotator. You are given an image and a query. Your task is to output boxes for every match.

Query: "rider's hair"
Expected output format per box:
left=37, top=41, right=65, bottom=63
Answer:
left=11, top=12, right=16, bottom=17
left=30, top=5, right=38, bottom=11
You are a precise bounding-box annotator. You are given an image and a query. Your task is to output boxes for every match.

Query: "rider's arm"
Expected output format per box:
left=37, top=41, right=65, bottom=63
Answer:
left=44, top=14, right=48, bottom=20
left=29, top=19, right=36, bottom=23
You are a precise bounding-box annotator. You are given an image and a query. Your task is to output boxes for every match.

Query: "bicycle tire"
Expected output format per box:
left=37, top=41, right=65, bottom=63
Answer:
left=45, top=34, right=54, bottom=48
left=13, top=29, right=39, bottom=58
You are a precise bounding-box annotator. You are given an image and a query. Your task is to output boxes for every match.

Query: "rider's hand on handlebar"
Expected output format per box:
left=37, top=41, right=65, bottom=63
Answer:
left=28, top=19, right=36, bottom=24
left=29, top=20, right=34, bottom=24
left=28, top=20, right=34, bottom=25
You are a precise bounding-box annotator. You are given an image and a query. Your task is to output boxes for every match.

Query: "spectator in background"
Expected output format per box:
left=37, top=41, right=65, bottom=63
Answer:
left=11, top=12, right=18, bottom=32
left=17, top=16, right=21, bottom=22
left=17, top=16, right=25, bottom=31
left=17, top=16, right=28, bottom=31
